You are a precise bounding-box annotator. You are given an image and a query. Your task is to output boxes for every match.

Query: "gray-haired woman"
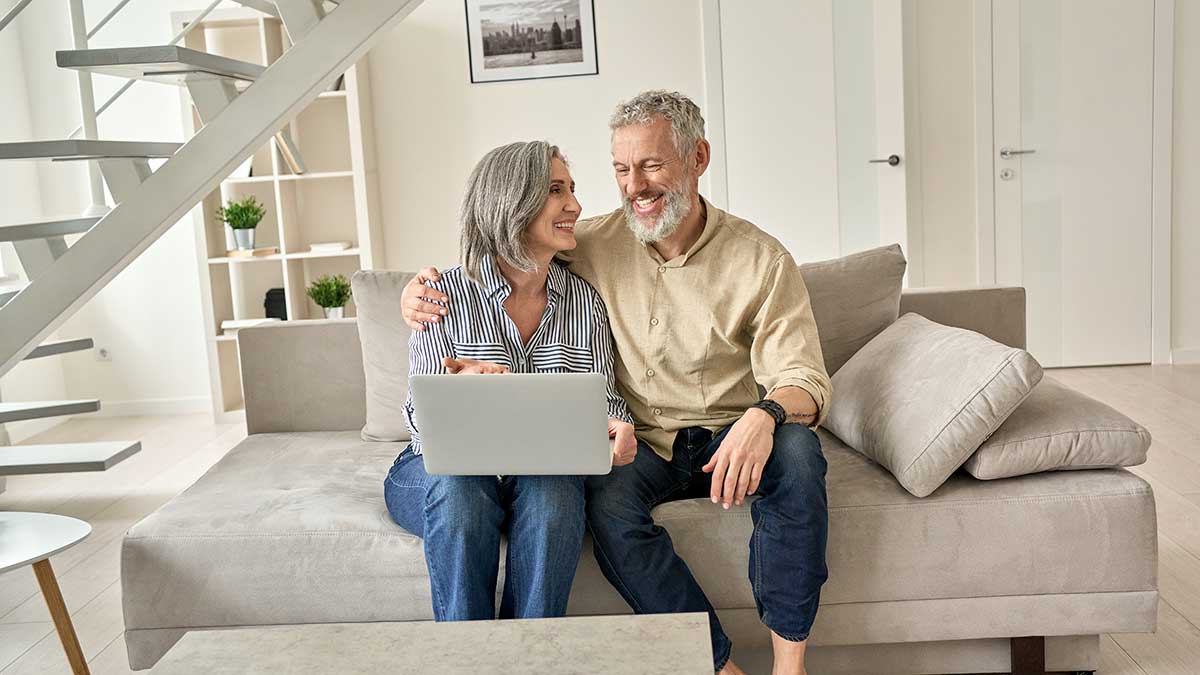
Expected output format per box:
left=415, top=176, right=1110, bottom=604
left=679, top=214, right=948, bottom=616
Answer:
left=383, top=141, right=637, bottom=621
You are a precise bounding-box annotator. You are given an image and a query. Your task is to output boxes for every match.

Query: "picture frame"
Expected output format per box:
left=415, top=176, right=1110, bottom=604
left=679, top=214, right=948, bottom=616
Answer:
left=464, top=0, right=599, bottom=84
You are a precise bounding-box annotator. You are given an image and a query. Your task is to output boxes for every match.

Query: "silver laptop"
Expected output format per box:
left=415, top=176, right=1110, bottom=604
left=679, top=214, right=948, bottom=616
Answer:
left=410, top=373, right=614, bottom=475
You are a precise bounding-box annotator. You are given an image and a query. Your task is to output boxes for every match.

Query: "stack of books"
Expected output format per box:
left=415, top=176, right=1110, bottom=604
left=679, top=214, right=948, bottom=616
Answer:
left=309, top=241, right=351, bottom=254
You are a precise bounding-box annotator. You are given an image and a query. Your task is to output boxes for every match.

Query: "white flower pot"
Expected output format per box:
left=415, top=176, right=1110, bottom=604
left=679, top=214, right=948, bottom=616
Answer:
left=323, top=306, right=345, bottom=319
left=233, top=228, right=256, bottom=250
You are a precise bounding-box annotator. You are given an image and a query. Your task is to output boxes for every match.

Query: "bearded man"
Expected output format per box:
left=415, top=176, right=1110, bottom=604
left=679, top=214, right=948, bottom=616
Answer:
left=401, top=90, right=831, bottom=675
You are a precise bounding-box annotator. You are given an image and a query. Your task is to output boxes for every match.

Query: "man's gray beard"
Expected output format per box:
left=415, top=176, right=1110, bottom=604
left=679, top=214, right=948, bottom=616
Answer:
left=622, top=188, right=690, bottom=244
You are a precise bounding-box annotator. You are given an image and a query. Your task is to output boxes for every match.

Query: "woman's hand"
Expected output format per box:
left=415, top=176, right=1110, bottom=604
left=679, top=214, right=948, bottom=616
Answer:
left=443, top=357, right=509, bottom=375
left=403, top=267, right=449, bottom=331
left=608, top=419, right=638, bottom=467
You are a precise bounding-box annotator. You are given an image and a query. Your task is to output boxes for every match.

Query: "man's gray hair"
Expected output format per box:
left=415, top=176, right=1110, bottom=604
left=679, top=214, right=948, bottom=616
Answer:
left=460, top=140, right=563, bottom=282
left=609, top=90, right=706, bottom=159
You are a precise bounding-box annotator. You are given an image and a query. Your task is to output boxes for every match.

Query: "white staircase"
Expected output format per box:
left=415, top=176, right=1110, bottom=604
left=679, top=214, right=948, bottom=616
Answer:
left=0, top=0, right=424, bottom=482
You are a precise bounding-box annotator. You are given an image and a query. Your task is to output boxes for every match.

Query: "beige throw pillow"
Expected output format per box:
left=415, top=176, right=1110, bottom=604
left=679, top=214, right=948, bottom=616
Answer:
left=826, top=313, right=1043, bottom=497
left=351, top=270, right=415, bottom=443
left=964, top=378, right=1151, bottom=479
left=800, top=244, right=907, bottom=375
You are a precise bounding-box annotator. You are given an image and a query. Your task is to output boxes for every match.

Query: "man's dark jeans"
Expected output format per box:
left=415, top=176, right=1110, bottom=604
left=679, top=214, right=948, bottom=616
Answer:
left=585, top=424, right=829, bottom=671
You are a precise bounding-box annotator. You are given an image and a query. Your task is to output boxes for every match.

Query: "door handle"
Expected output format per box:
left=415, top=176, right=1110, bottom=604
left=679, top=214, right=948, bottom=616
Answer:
left=1000, top=147, right=1036, bottom=159
left=869, top=154, right=901, bottom=166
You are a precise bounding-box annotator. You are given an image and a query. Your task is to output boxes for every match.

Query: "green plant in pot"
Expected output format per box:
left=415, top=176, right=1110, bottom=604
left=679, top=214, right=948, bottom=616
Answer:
left=217, top=196, right=266, bottom=251
left=307, top=273, right=352, bottom=319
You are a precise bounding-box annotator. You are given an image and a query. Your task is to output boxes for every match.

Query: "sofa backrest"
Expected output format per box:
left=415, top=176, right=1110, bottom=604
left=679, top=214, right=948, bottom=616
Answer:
left=238, top=287, right=1026, bottom=435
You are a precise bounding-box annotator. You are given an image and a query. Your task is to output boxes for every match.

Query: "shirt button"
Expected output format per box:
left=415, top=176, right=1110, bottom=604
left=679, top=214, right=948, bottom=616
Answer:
left=653, top=408, right=662, bottom=415
left=650, top=318, right=659, bottom=326
left=658, top=266, right=666, bottom=274
left=646, top=369, right=655, bottom=377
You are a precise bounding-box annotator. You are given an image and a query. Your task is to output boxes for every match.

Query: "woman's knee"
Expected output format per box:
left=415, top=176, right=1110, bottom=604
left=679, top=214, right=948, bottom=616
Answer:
left=516, top=475, right=585, bottom=522
left=426, top=475, right=505, bottom=526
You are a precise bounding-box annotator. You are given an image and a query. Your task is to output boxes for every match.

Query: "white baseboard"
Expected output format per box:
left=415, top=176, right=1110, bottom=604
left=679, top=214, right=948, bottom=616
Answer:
left=1173, top=347, right=1200, bottom=365
left=92, top=396, right=211, bottom=418
left=5, top=417, right=67, bottom=444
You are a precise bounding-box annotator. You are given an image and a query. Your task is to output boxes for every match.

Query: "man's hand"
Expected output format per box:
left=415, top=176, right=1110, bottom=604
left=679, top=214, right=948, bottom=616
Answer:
left=402, top=267, right=449, bottom=331
left=609, top=419, right=637, bottom=467
left=443, top=357, right=509, bottom=375
left=702, top=408, right=775, bottom=509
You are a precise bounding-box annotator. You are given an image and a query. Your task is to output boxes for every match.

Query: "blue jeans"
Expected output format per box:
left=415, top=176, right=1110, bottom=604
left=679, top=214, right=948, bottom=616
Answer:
left=585, top=424, right=829, bottom=671
left=384, top=447, right=586, bottom=621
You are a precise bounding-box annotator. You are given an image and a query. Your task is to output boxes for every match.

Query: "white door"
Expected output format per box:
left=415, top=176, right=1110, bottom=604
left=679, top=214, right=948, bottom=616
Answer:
left=714, top=0, right=909, bottom=264
left=991, top=0, right=1156, bottom=367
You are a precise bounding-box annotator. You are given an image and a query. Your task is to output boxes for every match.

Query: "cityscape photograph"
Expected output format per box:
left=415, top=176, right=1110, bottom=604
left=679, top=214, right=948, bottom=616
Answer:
left=478, top=0, right=586, bottom=69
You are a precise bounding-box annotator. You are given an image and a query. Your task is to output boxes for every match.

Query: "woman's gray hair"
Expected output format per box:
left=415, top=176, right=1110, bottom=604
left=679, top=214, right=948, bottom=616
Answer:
left=460, top=140, right=564, bottom=282
left=609, top=90, right=706, bottom=159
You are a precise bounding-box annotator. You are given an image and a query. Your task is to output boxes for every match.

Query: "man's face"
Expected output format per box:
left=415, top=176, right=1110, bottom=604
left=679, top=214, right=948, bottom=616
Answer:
left=611, top=117, right=695, bottom=244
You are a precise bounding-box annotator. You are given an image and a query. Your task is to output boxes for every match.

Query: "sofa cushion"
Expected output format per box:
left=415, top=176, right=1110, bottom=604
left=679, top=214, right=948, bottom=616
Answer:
left=826, top=313, right=1043, bottom=497
left=963, top=378, right=1151, bottom=480
left=351, top=271, right=415, bottom=442
left=122, top=429, right=1156, bottom=633
left=799, top=244, right=907, bottom=375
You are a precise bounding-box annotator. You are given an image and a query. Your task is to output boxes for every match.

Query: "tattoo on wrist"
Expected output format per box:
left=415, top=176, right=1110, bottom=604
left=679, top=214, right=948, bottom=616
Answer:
left=787, top=411, right=817, bottom=423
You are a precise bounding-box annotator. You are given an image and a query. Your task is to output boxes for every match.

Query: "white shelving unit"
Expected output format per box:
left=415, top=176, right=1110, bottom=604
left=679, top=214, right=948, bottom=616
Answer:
left=173, top=8, right=382, bottom=422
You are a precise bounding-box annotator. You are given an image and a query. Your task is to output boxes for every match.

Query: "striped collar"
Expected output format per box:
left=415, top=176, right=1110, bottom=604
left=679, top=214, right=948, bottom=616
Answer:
left=478, top=254, right=568, bottom=301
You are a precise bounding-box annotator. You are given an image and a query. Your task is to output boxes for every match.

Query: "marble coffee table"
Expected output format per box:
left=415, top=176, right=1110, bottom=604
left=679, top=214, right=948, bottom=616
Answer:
left=0, top=511, right=93, bottom=675
left=149, top=612, right=713, bottom=674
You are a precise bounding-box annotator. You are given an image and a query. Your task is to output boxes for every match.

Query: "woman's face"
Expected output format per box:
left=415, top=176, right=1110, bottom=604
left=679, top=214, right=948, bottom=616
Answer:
left=524, top=157, right=581, bottom=259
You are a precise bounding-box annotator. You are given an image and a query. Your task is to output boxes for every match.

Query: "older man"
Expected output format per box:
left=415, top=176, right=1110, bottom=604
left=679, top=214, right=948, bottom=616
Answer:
left=401, top=91, right=830, bottom=675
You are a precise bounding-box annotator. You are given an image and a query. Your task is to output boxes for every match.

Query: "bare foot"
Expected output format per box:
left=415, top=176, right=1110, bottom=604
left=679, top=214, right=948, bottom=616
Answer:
left=718, top=659, right=747, bottom=675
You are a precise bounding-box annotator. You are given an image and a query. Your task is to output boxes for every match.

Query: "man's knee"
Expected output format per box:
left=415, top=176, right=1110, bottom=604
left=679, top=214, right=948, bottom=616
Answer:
left=764, top=424, right=827, bottom=489
left=584, top=473, right=650, bottom=528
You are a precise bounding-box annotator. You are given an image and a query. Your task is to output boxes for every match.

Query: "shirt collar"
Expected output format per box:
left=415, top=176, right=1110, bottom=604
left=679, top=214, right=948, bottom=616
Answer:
left=479, top=254, right=567, bottom=301
left=644, top=195, right=723, bottom=266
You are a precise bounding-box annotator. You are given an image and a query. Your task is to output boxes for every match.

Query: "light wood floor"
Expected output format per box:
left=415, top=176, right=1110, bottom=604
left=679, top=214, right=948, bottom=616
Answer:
left=1, top=365, right=1198, bottom=674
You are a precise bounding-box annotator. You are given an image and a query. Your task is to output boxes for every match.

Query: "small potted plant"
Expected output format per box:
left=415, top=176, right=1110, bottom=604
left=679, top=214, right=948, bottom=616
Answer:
left=217, top=196, right=266, bottom=251
left=307, top=273, right=352, bottom=319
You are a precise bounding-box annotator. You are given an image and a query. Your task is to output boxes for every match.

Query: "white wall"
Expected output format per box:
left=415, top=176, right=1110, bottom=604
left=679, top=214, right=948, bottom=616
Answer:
left=0, top=20, right=72, bottom=442
left=1172, top=0, right=1200, bottom=360
left=370, top=0, right=709, bottom=272
left=12, top=0, right=211, bottom=416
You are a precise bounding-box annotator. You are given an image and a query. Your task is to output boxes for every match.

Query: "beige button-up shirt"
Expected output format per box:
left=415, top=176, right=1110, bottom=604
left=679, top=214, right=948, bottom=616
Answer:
left=563, top=198, right=832, bottom=461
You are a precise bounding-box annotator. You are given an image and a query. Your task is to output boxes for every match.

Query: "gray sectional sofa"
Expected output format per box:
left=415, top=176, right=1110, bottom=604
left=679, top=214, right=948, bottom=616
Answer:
left=120, top=286, right=1157, bottom=673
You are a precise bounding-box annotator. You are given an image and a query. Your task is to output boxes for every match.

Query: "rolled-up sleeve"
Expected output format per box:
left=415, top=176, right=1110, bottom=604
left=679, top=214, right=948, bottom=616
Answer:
left=590, top=294, right=634, bottom=424
left=749, top=254, right=833, bottom=427
left=403, top=290, right=456, bottom=439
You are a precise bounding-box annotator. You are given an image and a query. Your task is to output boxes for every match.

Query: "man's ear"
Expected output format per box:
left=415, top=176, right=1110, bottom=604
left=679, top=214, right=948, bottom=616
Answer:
left=692, top=139, right=712, bottom=178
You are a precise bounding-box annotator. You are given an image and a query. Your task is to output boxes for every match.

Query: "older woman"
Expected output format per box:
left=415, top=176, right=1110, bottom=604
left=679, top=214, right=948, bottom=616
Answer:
left=384, top=141, right=637, bottom=621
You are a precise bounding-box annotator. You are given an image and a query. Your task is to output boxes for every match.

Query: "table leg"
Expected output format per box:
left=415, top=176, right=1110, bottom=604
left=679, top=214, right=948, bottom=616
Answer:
left=32, top=558, right=91, bottom=675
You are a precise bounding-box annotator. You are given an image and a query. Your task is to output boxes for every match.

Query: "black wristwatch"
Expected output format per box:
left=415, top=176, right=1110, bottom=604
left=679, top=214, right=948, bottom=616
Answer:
left=749, top=399, right=787, bottom=428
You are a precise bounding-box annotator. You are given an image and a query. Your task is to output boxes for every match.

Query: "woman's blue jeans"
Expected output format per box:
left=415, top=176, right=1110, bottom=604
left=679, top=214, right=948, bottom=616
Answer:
left=584, top=424, right=829, bottom=671
left=384, top=447, right=586, bottom=621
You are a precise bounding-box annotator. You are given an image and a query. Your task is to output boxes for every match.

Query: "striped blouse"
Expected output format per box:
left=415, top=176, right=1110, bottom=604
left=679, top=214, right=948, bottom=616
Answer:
left=404, top=255, right=633, bottom=454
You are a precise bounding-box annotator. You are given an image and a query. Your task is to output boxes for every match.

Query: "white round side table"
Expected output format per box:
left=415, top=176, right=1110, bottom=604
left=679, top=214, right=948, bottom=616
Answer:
left=0, top=511, right=93, bottom=675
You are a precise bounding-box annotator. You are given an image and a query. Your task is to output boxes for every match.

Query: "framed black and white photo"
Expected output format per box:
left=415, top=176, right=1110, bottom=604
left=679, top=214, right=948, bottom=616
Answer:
left=464, top=0, right=598, bottom=84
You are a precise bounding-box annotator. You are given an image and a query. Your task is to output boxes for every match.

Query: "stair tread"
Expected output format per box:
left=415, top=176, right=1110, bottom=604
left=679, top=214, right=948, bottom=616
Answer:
left=57, top=45, right=266, bottom=85
left=0, top=284, right=25, bottom=307
left=0, top=216, right=97, bottom=242
left=0, top=140, right=181, bottom=162
left=0, top=399, right=100, bottom=424
left=0, top=440, right=141, bottom=476
left=25, top=338, right=94, bottom=360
